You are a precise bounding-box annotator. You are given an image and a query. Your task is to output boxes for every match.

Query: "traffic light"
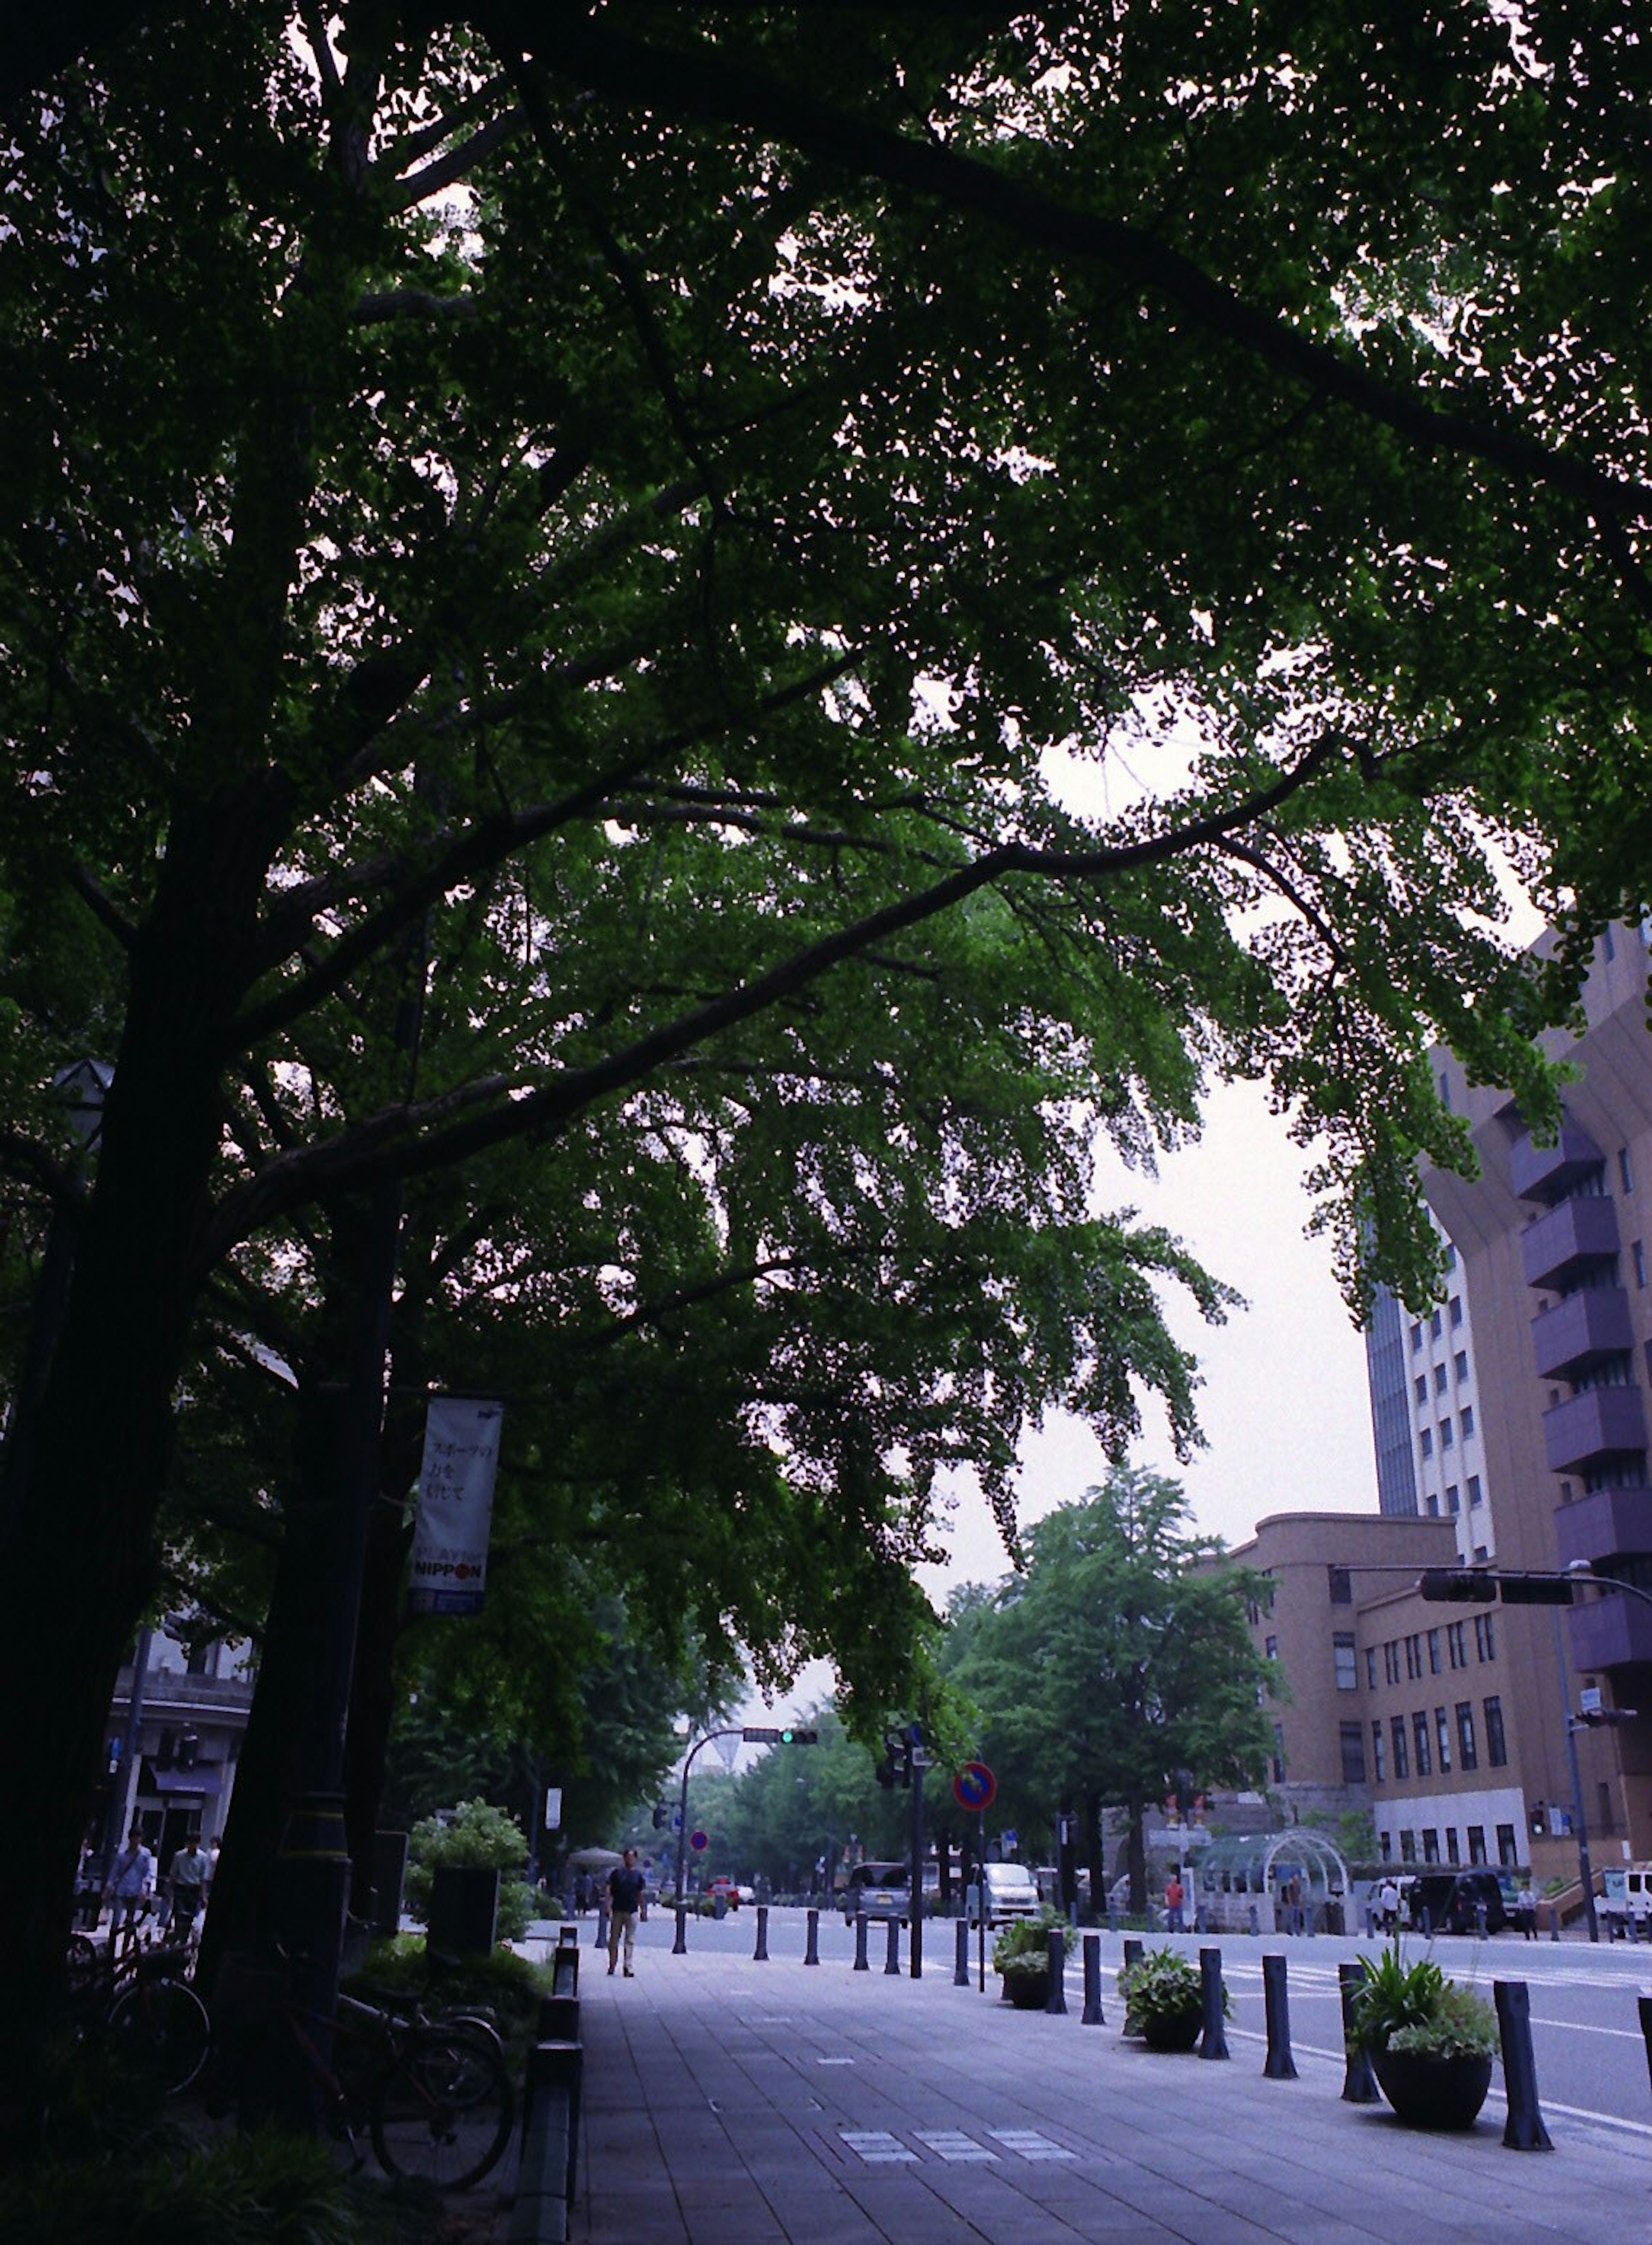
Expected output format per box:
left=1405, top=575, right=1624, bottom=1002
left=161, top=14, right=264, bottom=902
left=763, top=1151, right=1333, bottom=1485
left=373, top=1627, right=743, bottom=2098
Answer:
left=741, top=1725, right=820, bottom=1745
left=780, top=1727, right=818, bottom=1745
left=1418, top=1570, right=1497, bottom=1603
left=1529, top=1802, right=1546, bottom=1837
left=651, top=1802, right=668, bottom=1828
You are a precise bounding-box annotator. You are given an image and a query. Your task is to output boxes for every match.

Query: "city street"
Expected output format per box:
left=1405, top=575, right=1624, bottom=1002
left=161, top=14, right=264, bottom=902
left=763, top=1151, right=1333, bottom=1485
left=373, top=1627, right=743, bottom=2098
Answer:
left=524, top=1907, right=1652, bottom=2243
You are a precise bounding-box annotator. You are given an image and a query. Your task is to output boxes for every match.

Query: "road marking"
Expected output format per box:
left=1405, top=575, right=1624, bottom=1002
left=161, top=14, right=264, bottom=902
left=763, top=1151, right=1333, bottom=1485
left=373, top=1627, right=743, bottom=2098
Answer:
left=989, top=2128, right=1076, bottom=2162
left=915, top=2131, right=999, bottom=2163
left=816, top=2056, right=855, bottom=2066
left=841, top=2130, right=917, bottom=2163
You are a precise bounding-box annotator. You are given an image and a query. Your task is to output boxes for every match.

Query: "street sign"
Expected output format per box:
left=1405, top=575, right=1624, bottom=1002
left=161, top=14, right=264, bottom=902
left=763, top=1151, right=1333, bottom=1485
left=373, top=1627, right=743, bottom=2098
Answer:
left=543, top=1786, right=562, bottom=1830
left=953, top=1760, right=996, bottom=1813
left=690, top=1829, right=709, bottom=1852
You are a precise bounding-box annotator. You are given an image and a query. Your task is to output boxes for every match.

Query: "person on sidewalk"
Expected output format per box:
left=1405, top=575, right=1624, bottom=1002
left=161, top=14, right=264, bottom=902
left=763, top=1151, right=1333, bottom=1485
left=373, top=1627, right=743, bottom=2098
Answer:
left=104, top=1823, right=155, bottom=1944
left=166, top=1831, right=211, bottom=1940
left=1163, top=1870, right=1185, bottom=1934
left=607, top=1848, right=647, bottom=1977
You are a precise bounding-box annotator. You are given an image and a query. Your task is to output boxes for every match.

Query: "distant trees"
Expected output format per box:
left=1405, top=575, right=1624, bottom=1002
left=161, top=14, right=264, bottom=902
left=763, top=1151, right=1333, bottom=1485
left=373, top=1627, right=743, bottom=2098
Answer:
left=942, top=1471, right=1278, bottom=1912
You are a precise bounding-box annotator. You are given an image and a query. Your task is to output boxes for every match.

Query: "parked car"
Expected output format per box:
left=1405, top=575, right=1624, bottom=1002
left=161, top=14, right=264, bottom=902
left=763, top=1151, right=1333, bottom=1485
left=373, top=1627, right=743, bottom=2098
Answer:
left=967, top=1861, right=1042, bottom=1927
left=839, top=1861, right=910, bottom=1921
left=1403, top=1868, right=1511, bottom=1934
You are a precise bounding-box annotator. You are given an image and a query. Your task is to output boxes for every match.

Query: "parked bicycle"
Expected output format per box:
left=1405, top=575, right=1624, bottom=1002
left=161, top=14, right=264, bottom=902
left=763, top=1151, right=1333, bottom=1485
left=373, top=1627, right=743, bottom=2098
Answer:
left=214, top=1949, right=514, bottom=2191
left=62, top=1932, right=211, bottom=2097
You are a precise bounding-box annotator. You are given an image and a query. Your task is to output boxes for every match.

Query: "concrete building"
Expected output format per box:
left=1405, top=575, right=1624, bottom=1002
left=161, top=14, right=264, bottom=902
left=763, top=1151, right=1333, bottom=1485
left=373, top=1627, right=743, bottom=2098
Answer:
left=94, top=1624, right=253, bottom=1875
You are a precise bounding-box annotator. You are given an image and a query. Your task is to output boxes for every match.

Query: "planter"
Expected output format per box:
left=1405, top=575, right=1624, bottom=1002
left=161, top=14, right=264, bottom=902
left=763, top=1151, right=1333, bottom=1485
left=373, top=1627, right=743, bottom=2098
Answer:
left=1002, top=1970, right=1051, bottom=2010
left=1140, top=2005, right=1202, bottom=2053
left=1372, top=2047, right=1494, bottom=2131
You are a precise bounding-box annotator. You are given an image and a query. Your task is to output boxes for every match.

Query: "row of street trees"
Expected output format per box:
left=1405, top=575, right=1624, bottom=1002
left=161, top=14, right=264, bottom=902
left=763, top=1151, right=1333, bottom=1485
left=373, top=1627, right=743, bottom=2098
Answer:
left=3, top=0, right=1651, bottom=2128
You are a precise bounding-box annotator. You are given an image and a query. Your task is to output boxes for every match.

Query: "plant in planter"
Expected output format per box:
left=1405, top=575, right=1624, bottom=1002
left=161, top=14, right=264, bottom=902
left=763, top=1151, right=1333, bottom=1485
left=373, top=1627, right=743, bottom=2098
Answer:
left=1116, top=1946, right=1220, bottom=2051
left=992, top=1913, right=1059, bottom=2007
left=1348, top=1942, right=1499, bottom=2129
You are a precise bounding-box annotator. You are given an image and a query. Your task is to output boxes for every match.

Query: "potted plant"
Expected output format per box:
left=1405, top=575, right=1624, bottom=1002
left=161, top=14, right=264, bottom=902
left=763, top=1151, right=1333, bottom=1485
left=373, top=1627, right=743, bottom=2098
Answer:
left=1348, top=1942, right=1499, bottom=2129
left=1116, top=1946, right=1215, bottom=2052
left=992, top=1914, right=1057, bottom=2008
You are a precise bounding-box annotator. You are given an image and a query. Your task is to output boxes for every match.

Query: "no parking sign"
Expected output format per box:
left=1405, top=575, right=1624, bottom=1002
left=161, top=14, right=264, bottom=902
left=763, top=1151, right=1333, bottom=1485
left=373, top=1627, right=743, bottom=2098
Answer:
left=952, top=1761, right=996, bottom=1814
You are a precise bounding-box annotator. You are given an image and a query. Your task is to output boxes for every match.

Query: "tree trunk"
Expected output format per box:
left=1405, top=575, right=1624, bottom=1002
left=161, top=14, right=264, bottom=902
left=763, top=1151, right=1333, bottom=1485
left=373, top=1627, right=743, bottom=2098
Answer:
left=1083, top=1786, right=1106, bottom=1917
left=1125, top=1784, right=1147, bottom=1916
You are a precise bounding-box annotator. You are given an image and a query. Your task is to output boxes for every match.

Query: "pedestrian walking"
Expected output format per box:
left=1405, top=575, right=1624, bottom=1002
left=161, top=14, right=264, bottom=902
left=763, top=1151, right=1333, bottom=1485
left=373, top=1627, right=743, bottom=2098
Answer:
left=1377, top=1874, right=1401, bottom=1934
left=607, top=1847, right=647, bottom=1977
left=166, top=1831, right=211, bottom=1939
left=1163, top=1870, right=1185, bottom=1934
left=104, top=1823, right=155, bottom=1945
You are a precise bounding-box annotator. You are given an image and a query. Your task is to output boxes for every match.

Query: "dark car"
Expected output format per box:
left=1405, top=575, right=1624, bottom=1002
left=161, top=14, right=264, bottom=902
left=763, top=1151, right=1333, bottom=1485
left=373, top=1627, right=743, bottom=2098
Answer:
left=1404, top=1868, right=1510, bottom=1934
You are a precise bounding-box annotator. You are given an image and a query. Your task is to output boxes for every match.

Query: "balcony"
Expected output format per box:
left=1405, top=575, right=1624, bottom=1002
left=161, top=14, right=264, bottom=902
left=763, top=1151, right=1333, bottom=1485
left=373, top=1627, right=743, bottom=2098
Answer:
left=1554, top=1486, right=1652, bottom=1571
left=1531, top=1289, right=1635, bottom=1381
left=1542, top=1386, right=1648, bottom=1474
left=1568, top=1589, right=1652, bottom=1672
left=1520, top=1196, right=1621, bottom=1291
left=1510, top=1121, right=1604, bottom=1205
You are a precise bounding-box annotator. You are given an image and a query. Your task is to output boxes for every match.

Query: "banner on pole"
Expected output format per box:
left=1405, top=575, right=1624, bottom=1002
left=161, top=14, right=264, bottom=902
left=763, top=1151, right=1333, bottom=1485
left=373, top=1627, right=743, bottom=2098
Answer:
left=407, top=1396, right=504, bottom=1616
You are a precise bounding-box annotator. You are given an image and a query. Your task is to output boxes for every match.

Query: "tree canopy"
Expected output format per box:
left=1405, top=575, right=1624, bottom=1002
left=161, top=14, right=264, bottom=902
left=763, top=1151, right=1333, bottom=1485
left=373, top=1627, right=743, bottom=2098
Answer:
left=4, top=0, right=1651, bottom=2110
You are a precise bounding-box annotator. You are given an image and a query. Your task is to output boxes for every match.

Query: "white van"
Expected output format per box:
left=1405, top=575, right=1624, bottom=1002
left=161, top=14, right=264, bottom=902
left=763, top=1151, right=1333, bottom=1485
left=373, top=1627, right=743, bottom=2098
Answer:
left=1602, top=1863, right=1652, bottom=1935
left=967, top=1861, right=1042, bottom=1927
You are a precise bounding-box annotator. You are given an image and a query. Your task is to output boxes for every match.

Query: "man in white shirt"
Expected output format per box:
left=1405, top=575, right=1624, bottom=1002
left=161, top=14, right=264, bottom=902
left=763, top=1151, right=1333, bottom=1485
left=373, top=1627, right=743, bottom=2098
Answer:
left=105, top=1823, right=155, bottom=1940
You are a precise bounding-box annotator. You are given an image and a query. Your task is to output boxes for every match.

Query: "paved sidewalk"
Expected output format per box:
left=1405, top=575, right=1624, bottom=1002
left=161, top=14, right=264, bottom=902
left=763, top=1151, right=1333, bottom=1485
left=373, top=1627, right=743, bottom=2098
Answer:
left=545, top=1922, right=1652, bottom=2245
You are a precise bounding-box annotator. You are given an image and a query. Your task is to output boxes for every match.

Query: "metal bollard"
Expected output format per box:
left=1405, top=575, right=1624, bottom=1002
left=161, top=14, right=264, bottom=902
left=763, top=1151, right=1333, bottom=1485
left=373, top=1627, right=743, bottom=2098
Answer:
left=1338, top=1960, right=1381, bottom=2103
left=1495, top=1981, right=1553, bottom=2150
left=885, top=1917, right=901, bottom=1975
left=1248, top=1903, right=1259, bottom=1937
left=854, top=1910, right=869, bottom=1972
left=1639, top=1994, right=1652, bottom=2090
left=1108, top=1902, right=1118, bottom=1936
left=672, top=1903, right=687, bottom=1957
left=1551, top=1901, right=1561, bottom=1942
left=1261, top=1952, right=1297, bottom=2079
left=1364, top=1906, right=1375, bottom=1939
left=954, top=1918, right=970, bottom=1988
left=1045, top=1926, right=1067, bottom=2016
left=1122, top=1935, right=1144, bottom=1976
left=1198, top=1946, right=1229, bottom=2060
left=804, top=1907, right=820, bottom=1967
left=754, top=1904, right=769, bottom=1962
left=1081, top=1931, right=1103, bottom=2026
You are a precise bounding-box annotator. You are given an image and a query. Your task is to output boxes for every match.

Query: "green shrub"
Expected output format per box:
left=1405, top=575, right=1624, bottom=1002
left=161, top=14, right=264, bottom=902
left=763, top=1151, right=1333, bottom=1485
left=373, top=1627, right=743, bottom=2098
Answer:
left=1116, top=1946, right=1226, bottom=2033
left=991, top=1911, right=1060, bottom=1976
left=1350, top=1940, right=1497, bottom=2060
left=403, top=1797, right=534, bottom=1940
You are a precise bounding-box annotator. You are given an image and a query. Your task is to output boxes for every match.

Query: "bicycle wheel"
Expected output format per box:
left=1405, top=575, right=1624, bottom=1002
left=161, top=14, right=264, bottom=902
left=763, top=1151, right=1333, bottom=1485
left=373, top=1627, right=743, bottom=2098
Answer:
left=370, top=2023, right=513, bottom=2190
left=106, top=1975, right=212, bottom=2095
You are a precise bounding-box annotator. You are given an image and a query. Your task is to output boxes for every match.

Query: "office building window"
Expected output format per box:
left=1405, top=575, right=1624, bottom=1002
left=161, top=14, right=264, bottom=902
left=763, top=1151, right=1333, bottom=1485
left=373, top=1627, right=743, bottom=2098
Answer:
left=1384, top=1641, right=1401, bottom=1685
left=1621, top=1147, right=1634, bottom=1195
left=1413, top=1712, right=1431, bottom=1777
left=1272, top=1723, right=1285, bottom=1783
left=1443, top=1242, right=1457, bottom=1270
left=1328, top=1565, right=1352, bottom=1605
left=1449, top=1295, right=1464, bottom=1327
left=1379, top=1832, right=1392, bottom=1862
left=1265, top=1635, right=1278, bottom=1662
left=1496, top=1823, right=1517, bottom=1867
left=1483, top=1695, right=1507, bottom=1766
left=1334, top=1632, right=1358, bottom=1690
left=1340, top=1722, right=1367, bottom=1784
left=1475, top=1611, right=1496, bottom=1662
left=1400, top=1830, right=1417, bottom=1863
left=1460, top=1404, right=1475, bottom=1441
left=1422, top=1828, right=1440, bottom=1863
left=1434, top=1363, right=1449, bottom=1395
left=1410, top=1321, right=1423, bottom=1352
left=1473, top=1543, right=1489, bottom=1561
left=1446, top=1829, right=1461, bottom=1865
left=1454, top=1349, right=1469, bottom=1382
left=1427, top=1628, right=1442, bottom=1675
left=1467, top=1826, right=1487, bottom=1866
left=1446, top=1484, right=1461, bottom=1515
left=1439, top=1417, right=1454, bottom=1451
left=1405, top=1633, right=1423, bottom=1680
left=1426, top=1494, right=1440, bottom=1516
left=1456, top=1702, right=1477, bottom=1770
left=1435, top=1707, right=1452, bottom=1773
left=1415, top=1374, right=1428, bottom=1404
left=1366, top=1646, right=1378, bottom=1690
left=1372, top=1721, right=1386, bottom=1783
left=1430, top=1309, right=1443, bottom=1339
left=1391, top=1717, right=1409, bottom=1780
left=1447, top=1620, right=1466, bottom=1668
left=1635, top=1241, right=1647, bottom=1290
left=1419, top=1428, right=1433, bottom=1462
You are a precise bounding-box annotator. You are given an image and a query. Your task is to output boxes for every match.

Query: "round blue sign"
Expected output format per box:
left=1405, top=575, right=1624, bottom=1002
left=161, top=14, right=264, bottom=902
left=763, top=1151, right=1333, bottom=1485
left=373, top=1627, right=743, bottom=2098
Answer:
left=953, top=1760, right=996, bottom=1813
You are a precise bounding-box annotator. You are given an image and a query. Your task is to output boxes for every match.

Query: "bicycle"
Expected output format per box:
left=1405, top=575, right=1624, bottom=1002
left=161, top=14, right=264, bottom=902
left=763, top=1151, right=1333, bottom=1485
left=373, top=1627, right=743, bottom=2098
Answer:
left=63, top=1931, right=211, bottom=2097
left=215, top=1950, right=514, bottom=2191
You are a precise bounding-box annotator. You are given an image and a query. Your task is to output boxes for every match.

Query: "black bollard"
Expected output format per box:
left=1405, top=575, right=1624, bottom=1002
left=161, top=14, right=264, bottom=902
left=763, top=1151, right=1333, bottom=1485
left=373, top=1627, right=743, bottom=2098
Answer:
left=954, top=1918, right=970, bottom=1988
left=1262, top=1952, right=1297, bottom=2079
left=1081, top=1932, right=1103, bottom=2026
left=853, top=1910, right=869, bottom=1971
left=1639, top=1995, right=1652, bottom=2090
left=885, top=1917, right=901, bottom=1975
left=1122, top=1935, right=1144, bottom=1975
left=1338, top=1960, right=1381, bottom=2103
left=1107, top=1902, right=1118, bottom=1936
left=672, top=1903, right=687, bottom=1957
left=1046, top=1926, right=1067, bottom=2015
left=1248, top=1903, right=1259, bottom=1937
left=1495, top=1981, right=1553, bottom=2150
left=754, top=1904, right=769, bottom=1962
left=804, top=1907, right=820, bottom=1967
left=1198, top=1946, right=1229, bottom=2060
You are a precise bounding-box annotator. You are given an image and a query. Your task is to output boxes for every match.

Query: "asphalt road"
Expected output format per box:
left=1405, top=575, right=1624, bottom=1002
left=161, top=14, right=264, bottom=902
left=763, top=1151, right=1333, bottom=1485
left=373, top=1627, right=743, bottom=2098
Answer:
left=626, top=1906, right=1652, bottom=2141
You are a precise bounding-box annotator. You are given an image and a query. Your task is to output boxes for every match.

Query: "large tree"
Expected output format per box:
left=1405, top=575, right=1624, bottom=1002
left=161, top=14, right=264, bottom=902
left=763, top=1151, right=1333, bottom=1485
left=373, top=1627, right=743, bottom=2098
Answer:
left=3, top=1, right=1649, bottom=2113
left=943, top=1471, right=1277, bottom=1911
